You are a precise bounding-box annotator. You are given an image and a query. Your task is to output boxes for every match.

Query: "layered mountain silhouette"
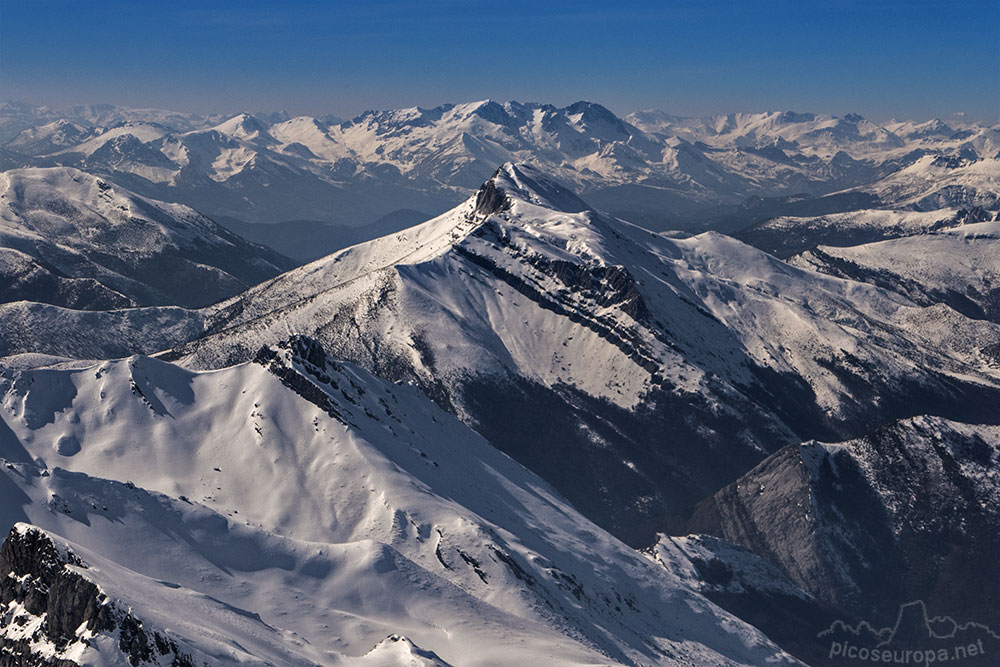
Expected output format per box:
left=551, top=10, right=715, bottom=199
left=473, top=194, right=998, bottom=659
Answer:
left=1, top=99, right=999, bottom=664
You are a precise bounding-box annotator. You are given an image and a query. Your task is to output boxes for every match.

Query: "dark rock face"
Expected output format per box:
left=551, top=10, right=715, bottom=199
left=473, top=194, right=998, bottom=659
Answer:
left=253, top=336, right=349, bottom=424
left=0, top=526, right=196, bottom=667
left=681, top=445, right=905, bottom=614
left=0, top=526, right=111, bottom=644
left=473, top=178, right=510, bottom=218
left=682, top=417, right=1000, bottom=634
left=452, top=244, right=661, bottom=376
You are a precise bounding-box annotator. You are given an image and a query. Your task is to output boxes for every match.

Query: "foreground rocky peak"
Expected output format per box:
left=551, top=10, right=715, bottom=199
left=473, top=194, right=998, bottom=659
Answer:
left=0, top=524, right=198, bottom=666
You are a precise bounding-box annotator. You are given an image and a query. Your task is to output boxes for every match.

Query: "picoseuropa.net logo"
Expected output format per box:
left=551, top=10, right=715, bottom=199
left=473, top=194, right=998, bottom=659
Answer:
left=829, top=641, right=985, bottom=664
left=818, top=601, right=999, bottom=665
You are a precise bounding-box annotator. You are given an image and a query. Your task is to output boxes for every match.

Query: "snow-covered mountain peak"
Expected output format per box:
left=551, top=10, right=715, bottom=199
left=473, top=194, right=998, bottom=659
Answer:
left=363, top=635, right=453, bottom=666
left=563, top=100, right=631, bottom=138
left=207, top=112, right=275, bottom=144
left=0, top=166, right=290, bottom=309
left=178, top=162, right=1000, bottom=417
left=53, top=121, right=173, bottom=157
left=2, top=166, right=215, bottom=242
left=5, top=99, right=999, bottom=231
left=479, top=162, right=591, bottom=215
left=7, top=119, right=95, bottom=154
left=455, top=98, right=503, bottom=117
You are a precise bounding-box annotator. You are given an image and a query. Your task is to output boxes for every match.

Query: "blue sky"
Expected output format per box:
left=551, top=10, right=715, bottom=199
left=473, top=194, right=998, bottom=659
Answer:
left=1, top=0, right=997, bottom=121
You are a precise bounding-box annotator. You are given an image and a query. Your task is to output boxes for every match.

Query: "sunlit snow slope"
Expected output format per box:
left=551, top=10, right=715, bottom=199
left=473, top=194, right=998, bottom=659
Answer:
left=159, top=163, right=1000, bottom=543
left=0, top=336, right=799, bottom=666
left=0, top=167, right=291, bottom=309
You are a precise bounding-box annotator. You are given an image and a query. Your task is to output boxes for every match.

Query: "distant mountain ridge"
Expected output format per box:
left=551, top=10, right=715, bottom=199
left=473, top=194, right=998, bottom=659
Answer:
left=0, top=166, right=293, bottom=309
left=3, top=99, right=996, bottom=237
left=2, top=137, right=1000, bottom=663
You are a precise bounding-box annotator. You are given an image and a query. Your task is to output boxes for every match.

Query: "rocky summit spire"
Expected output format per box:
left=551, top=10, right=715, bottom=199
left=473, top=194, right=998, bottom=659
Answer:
left=473, top=171, right=512, bottom=218
left=474, top=163, right=592, bottom=217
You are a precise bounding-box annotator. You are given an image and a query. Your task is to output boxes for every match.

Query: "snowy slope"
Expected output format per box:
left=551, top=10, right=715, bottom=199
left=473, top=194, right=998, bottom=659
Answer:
left=4, top=162, right=998, bottom=548
left=0, top=167, right=291, bottom=308
left=645, top=534, right=854, bottom=666
left=51, top=121, right=173, bottom=157
left=841, top=155, right=1000, bottom=210
left=626, top=110, right=905, bottom=158
left=149, top=163, right=1000, bottom=545
left=0, top=299, right=205, bottom=360
left=792, top=221, right=1000, bottom=323
left=179, top=164, right=1000, bottom=413
left=0, top=336, right=799, bottom=666
left=6, top=119, right=98, bottom=156
left=734, top=206, right=992, bottom=258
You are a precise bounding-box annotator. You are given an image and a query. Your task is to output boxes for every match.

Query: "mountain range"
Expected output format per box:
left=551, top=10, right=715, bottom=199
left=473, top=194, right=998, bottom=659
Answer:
left=0, top=167, right=292, bottom=309
left=0, top=337, right=802, bottom=666
left=2, top=100, right=996, bottom=259
left=2, top=98, right=1000, bottom=666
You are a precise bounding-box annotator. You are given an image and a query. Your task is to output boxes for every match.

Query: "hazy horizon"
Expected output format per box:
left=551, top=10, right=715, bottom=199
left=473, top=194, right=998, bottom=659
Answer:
left=1, top=96, right=995, bottom=127
left=2, top=1, right=997, bottom=123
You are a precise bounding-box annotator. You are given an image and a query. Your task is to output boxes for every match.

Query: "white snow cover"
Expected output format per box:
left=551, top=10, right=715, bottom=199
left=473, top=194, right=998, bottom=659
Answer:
left=0, top=341, right=800, bottom=666
left=0, top=167, right=246, bottom=253
left=756, top=207, right=967, bottom=239
left=8, top=101, right=998, bottom=217
left=795, top=221, right=1000, bottom=303
left=627, top=110, right=1000, bottom=161
left=52, top=122, right=171, bottom=156
left=7, top=119, right=96, bottom=153
left=170, top=163, right=1000, bottom=424
left=842, top=156, right=1000, bottom=209
left=0, top=166, right=286, bottom=314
